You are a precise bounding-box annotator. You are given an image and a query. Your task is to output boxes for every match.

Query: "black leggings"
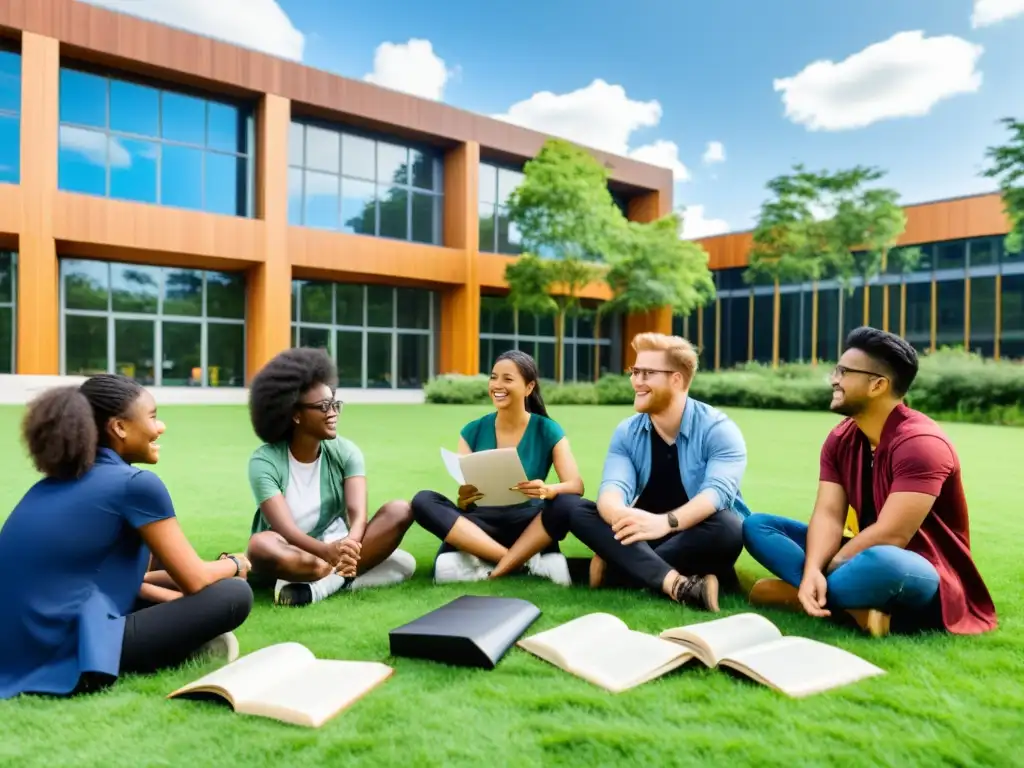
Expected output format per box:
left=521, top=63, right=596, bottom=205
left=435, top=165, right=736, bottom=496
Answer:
left=119, top=578, right=253, bottom=675
left=565, top=495, right=744, bottom=591
left=411, top=490, right=573, bottom=559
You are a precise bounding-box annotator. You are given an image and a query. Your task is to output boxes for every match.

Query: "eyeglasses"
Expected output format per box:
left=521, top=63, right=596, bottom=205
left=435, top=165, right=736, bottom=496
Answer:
left=830, top=365, right=886, bottom=381
left=625, top=367, right=677, bottom=381
left=296, top=399, right=343, bottom=414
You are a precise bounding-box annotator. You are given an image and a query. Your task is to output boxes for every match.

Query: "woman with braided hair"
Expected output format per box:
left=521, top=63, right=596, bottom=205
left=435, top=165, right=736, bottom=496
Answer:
left=0, top=374, right=253, bottom=700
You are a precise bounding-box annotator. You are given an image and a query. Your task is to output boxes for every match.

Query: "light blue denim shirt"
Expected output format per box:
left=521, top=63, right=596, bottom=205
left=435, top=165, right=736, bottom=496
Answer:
left=598, top=397, right=751, bottom=518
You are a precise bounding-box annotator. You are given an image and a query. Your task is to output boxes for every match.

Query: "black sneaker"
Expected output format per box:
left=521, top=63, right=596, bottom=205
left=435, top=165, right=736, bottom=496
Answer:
left=672, top=574, right=720, bottom=612
left=276, top=582, right=314, bottom=607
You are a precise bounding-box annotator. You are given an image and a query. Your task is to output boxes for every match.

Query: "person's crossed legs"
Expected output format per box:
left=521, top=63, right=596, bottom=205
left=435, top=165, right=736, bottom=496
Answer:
left=742, top=513, right=941, bottom=636
left=567, top=496, right=744, bottom=612
left=410, top=490, right=573, bottom=585
left=246, top=500, right=417, bottom=606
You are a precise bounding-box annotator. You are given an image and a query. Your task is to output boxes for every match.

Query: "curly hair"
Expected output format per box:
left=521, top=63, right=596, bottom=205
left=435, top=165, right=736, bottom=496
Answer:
left=249, top=347, right=338, bottom=444
left=21, top=374, right=143, bottom=480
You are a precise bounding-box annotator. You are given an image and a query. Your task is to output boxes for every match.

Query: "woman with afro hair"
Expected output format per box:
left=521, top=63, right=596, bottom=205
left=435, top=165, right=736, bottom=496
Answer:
left=0, top=374, right=253, bottom=700
left=244, top=347, right=416, bottom=606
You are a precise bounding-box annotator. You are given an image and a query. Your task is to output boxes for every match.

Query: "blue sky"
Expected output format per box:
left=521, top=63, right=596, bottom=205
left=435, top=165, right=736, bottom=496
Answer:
left=85, top=0, right=1024, bottom=238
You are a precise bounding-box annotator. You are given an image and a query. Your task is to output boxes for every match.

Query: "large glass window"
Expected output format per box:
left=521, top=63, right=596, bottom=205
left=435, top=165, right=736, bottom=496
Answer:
left=904, top=281, right=932, bottom=353
left=751, top=293, right=773, bottom=364
left=0, top=48, right=20, bottom=185
left=969, top=276, right=997, bottom=357
left=935, top=278, right=965, bottom=349
left=288, top=122, right=443, bottom=245
left=1001, top=274, right=1024, bottom=360
left=57, top=67, right=253, bottom=216
left=817, top=287, right=841, bottom=363
left=720, top=293, right=749, bottom=368
left=479, top=296, right=614, bottom=380
left=291, top=281, right=435, bottom=388
left=479, top=163, right=524, bottom=255
left=778, top=290, right=804, bottom=363
left=0, top=252, right=15, bottom=372
left=60, top=259, right=245, bottom=386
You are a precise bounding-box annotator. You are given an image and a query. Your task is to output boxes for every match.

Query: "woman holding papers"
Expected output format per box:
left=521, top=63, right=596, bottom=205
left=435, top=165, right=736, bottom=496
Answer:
left=0, top=374, right=253, bottom=700
left=244, top=348, right=417, bottom=607
left=411, top=350, right=584, bottom=585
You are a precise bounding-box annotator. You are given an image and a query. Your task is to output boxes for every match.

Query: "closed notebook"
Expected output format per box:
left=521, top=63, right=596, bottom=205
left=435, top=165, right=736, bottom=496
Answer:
left=389, top=595, right=541, bottom=669
left=167, top=642, right=392, bottom=728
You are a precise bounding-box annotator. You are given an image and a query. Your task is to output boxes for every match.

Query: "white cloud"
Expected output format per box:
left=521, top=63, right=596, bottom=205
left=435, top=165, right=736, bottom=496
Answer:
left=59, top=126, right=131, bottom=167
left=364, top=39, right=452, bottom=101
left=492, top=79, right=691, bottom=179
left=80, top=0, right=304, bottom=61
left=972, top=0, right=1024, bottom=27
left=773, top=31, right=983, bottom=131
left=628, top=140, right=689, bottom=181
left=702, top=141, right=725, bottom=164
left=678, top=204, right=730, bottom=240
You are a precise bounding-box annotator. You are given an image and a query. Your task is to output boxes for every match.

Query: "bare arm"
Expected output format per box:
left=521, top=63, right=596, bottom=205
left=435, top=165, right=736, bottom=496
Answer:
left=803, top=481, right=849, bottom=577
left=138, top=582, right=182, bottom=603
left=545, top=438, right=584, bottom=497
left=138, top=517, right=237, bottom=595
left=258, top=494, right=334, bottom=563
left=343, top=475, right=368, bottom=542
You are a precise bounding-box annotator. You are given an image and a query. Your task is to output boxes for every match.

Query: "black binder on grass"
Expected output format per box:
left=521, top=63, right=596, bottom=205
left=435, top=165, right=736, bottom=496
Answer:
left=388, top=595, right=541, bottom=669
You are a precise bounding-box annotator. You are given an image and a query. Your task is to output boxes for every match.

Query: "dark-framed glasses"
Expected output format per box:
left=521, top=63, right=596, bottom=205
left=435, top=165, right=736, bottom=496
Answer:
left=297, top=399, right=344, bottom=414
left=625, top=366, right=676, bottom=381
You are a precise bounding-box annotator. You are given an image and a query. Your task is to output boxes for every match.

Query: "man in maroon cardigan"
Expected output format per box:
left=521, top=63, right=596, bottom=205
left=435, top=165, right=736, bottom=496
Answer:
left=742, top=326, right=997, bottom=637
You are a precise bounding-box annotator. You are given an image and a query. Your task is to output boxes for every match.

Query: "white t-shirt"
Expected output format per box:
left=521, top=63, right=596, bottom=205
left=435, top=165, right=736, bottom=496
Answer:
left=285, top=450, right=348, bottom=541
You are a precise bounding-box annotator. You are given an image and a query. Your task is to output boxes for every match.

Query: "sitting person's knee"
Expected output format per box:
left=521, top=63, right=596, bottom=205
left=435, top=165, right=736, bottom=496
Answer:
left=378, top=499, right=415, bottom=530
left=212, top=576, right=255, bottom=617
left=741, top=512, right=772, bottom=544
left=411, top=489, right=443, bottom=517
left=246, top=530, right=282, bottom=563
left=541, top=493, right=581, bottom=540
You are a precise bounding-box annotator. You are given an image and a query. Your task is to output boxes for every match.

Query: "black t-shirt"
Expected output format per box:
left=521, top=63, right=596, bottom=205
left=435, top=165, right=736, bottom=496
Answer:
left=634, top=428, right=690, bottom=515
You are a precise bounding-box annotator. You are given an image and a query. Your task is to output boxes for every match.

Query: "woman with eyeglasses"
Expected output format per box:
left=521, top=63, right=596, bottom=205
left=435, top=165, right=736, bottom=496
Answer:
left=244, top=348, right=416, bottom=607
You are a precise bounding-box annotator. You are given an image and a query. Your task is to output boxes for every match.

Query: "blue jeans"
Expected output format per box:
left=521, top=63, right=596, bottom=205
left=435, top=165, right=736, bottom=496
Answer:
left=742, top=513, right=941, bottom=622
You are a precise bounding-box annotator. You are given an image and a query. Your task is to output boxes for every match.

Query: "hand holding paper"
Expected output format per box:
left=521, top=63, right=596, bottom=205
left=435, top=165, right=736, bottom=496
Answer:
left=440, top=447, right=530, bottom=507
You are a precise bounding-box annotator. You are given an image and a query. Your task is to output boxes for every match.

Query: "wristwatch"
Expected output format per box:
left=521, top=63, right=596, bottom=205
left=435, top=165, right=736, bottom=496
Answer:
left=219, top=552, right=242, bottom=576
left=667, top=511, right=679, bottom=529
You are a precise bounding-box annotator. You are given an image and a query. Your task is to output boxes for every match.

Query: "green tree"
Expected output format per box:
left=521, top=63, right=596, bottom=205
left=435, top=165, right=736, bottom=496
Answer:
left=503, top=139, right=623, bottom=381
left=982, top=117, right=1024, bottom=255
left=600, top=211, right=716, bottom=335
left=747, top=164, right=918, bottom=364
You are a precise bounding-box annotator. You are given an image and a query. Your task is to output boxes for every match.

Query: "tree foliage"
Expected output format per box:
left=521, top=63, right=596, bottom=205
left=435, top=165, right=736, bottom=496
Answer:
left=747, top=164, right=918, bottom=289
left=602, top=212, right=715, bottom=317
left=503, top=139, right=619, bottom=381
left=982, top=116, right=1024, bottom=255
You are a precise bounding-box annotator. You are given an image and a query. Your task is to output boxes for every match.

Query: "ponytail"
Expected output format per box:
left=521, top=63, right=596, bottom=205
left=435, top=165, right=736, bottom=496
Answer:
left=21, top=374, right=143, bottom=480
left=526, top=384, right=550, bottom=419
left=22, top=387, right=99, bottom=480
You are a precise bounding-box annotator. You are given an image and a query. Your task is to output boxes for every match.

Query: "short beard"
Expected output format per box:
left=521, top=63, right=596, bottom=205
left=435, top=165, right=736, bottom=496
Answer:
left=637, top=388, right=673, bottom=414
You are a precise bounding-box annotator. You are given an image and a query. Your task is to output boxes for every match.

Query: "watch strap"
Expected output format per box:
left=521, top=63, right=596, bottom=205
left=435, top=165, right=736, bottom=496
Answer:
left=667, top=511, right=679, bottom=529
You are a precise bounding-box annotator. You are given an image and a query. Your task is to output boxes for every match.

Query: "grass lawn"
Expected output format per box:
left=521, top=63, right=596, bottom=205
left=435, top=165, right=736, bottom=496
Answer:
left=0, top=403, right=1022, bottom=767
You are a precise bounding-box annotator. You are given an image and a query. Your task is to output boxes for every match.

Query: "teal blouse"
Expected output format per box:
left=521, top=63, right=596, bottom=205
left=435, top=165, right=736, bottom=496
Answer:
left=460, top=412, right=566, bottom=499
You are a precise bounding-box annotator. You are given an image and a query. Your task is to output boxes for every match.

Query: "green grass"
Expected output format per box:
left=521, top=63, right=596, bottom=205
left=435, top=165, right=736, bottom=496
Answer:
left=0, top=404, right=1022, bottom=767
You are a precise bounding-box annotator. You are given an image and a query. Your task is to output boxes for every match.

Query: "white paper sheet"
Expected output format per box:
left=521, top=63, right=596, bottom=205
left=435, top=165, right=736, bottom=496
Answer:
left=440, top=447, right=466, bottom=485
left=439, top=447, right=530, bottom=507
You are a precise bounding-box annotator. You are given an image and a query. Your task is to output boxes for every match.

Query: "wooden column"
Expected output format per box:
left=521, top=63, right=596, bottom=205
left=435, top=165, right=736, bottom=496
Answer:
left=245, top=93, right=292, bottom=382
left=622, top=189, right=672, bottom=367
left=17, top=33, right=60, bottom=375
left=438, top=141, right=480, bottom=375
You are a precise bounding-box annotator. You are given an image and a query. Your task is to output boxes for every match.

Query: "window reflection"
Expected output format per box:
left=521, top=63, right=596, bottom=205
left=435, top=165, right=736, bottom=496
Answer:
left=289, top=122, right=443, bottom=243
left=0, top=51, right=19, bottom=185
left=57, top=67, right=252, bottom=216
left=479, top=163, right=525, bottom=254
left=61, top=259, right=245, bottom=386
left=291, top=281, right=435, bottom=388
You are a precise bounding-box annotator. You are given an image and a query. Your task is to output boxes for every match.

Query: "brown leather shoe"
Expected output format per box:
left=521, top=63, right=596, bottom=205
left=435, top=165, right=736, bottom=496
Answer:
left=748, top=578, right=802, bottom=610
left=672, top=574, right=720, bottom=612
left=845, top=609, right=891, bottom=638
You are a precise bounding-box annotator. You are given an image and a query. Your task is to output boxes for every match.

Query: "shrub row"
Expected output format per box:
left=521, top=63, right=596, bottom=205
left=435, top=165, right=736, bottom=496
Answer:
left=423, top=348, right=1024, bottom=426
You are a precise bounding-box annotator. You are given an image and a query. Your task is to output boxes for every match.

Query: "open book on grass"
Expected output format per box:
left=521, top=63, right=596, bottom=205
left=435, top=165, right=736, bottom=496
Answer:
left=517, top=613, right=695, bottom=693
left=659, top=612, right=886, bottom=698
left=167, top=642, right=393, bottom=727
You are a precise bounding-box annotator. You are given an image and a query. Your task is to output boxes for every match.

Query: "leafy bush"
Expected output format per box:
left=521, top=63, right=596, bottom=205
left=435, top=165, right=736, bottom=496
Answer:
left=424, top=349, right=1024, bottom=426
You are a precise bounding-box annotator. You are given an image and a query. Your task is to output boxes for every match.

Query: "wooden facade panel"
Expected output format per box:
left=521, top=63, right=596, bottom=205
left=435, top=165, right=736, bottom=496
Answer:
left=0, top=185, right=21, bottom=235
left=0, top=0, right=670, bottom=194
left=439, top=142, right=480, bottom=375
left=476, top=253, right=612, bottom=300
left=288, top=227, right=467, bottom=285
left=53, top=193, right=266, bottom=263
left=695, top=193, right=1009, bottom=270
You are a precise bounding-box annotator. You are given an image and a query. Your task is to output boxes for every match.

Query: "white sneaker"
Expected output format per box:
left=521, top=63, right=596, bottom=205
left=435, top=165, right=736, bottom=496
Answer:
left=197, top=631, right=239, bottom=664
left=434, top=551, right=491, bottom=583
left=350, top=549, right=417, bottom=590
left=527, top=553, right=572, bottom=586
